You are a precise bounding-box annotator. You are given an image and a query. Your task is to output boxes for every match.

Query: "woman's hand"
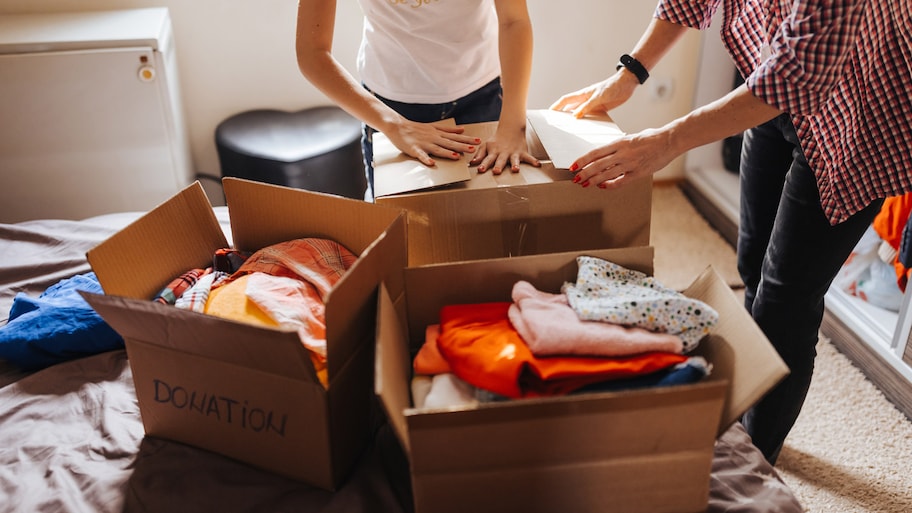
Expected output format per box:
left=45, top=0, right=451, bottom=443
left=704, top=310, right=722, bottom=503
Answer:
left=550, top=71, right=639, bottom=119
left=470, top=125, right=541, bottom=174
left=569, top=127, right=677, bottom=189
left=387, top=119, right=481, bottom=167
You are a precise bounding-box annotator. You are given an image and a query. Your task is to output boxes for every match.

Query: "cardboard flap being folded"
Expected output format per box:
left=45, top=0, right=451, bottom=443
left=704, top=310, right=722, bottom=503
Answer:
left=87, top=181, right=227, bottom=300
left=372, top=119, right=472, bottom=198
left=526, top=109, right=625, bottom=169
left=82, top=291, right=320, bottom=384
left=683, top=266, right=790, bottom=434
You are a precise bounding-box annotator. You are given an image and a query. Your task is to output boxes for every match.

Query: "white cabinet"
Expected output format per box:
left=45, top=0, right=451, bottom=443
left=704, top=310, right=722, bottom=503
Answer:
left=682, top=20, right=912, bottom=419
left=0, top=8, right=192, bottom=222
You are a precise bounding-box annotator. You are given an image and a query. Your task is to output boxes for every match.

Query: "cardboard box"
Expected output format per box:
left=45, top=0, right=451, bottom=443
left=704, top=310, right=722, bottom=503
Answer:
left=373, top=110, right=652, bottom=266
left=83, top=177, right=408, bottom=490
left=375, top=247, right=789, bottom=513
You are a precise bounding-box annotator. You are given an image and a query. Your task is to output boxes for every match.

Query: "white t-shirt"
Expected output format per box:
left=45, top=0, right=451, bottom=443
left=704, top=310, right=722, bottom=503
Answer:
left=357, top=0, right=501, bottom=104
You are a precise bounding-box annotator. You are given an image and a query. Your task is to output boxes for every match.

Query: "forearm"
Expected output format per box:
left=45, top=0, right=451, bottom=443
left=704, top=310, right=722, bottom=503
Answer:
left=296, top=51, right=401, bottom=131
left=664, top=85, right=782, bottom=155
left=625, top=17, right=691, bottom=76
left=294, top=0, right=402, bottom=133
left=495, top=3, right=533, bottom=132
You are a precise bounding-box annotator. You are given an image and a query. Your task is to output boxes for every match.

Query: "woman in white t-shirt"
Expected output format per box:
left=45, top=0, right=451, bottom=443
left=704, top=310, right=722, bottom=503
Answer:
left=296, top=0, right=539, bottom=200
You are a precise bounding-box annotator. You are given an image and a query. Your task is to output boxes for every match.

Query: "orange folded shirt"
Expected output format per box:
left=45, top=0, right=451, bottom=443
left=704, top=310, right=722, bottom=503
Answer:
left=436, top=302, right=688, bottom=399
left=413, top=324, right=452, bottom=375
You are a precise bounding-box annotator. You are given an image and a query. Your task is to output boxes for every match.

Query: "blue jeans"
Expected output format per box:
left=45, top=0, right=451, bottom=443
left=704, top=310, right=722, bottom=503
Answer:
left=738, top=114, right=883, bottom=464
left=360, top=77, right=504, bottom=201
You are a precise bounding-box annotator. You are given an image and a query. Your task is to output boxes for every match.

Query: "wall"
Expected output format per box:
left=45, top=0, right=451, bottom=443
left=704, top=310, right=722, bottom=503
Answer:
left=0, top=0, right=704, bottom=203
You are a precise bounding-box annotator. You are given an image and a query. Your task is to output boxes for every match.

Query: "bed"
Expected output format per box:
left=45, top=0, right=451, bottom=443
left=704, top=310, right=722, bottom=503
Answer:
left=0, top=209, right=804, bottom=513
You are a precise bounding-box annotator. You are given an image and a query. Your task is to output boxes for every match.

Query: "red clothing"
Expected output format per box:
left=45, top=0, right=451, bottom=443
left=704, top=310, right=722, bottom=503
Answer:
left=656, top=0, right=912, bottom=225
left=872, top=194, right=912, bottom=291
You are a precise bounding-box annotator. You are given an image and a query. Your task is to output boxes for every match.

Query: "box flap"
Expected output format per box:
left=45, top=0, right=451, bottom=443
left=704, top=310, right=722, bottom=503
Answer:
left=372, top=119, right=472, bottom=197
left=683, top=266, right=790, bottom=434
left=82, top=291, right=320, bottom=383
left=374, top=117, right=571, bottom=198
left=87, top=181, right=227, bottom=300
left=223, top=177, right=408, bottom=381
left=526, top=109, right=625, bottom=169
left=375, top=282, right=413, bottom=454
left=222, top=177, right=403, bottom=256
left=324, top=212, right=407, bottom=380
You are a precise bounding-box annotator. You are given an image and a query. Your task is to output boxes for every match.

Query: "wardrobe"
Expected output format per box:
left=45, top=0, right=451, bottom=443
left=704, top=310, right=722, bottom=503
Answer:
left=680, top=20, right=912, bottom=420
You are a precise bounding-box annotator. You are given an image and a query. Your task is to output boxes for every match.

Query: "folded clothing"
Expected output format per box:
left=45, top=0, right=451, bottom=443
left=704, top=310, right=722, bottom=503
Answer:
left=0, top=273, right=123, bottom=370
left=508, top=280, right=684, bottom=357
left=436, top=301, right=688, bottom=399
left=563, top=256, right=718, bottom=352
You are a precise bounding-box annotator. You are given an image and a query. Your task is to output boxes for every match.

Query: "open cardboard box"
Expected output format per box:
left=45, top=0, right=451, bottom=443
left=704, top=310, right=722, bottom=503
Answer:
left=373, top=110, right=651, bottom=266
left=83, top=177, right=408, bottom=490
left=375, top=246, right=789, bottom=513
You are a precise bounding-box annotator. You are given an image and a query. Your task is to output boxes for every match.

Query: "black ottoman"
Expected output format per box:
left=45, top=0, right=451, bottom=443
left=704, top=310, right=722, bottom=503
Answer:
left=215, top=106, right=367, bottom=200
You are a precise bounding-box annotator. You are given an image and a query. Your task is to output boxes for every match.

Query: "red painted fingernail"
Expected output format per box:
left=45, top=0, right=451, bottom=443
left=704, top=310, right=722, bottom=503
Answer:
left=468, top=146, right=475, bottom=151
left=452, top=152, right=459, bottom=158
left=572, top=175, right=581, bottom=183
left=478, top=166, right=486, bottom=172
left=474, top=138, right=481, bottom=143
left=569, top=163, right=579, bottom=172
left=581, top=180, right=590, bottom=188
left=598, top=183, right=607, bottom=189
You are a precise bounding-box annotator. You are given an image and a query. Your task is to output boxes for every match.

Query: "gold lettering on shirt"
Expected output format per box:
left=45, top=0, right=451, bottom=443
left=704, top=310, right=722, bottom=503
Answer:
left=387, top=0, right=441, bottom=8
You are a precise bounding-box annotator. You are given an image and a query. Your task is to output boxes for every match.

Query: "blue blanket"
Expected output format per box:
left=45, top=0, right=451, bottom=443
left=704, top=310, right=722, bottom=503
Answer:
left=0, top=273, right=123, bottom=370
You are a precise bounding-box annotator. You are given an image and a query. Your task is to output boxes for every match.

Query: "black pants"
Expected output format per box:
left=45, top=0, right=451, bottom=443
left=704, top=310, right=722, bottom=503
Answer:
left=738, top=114, right=883, bottom=464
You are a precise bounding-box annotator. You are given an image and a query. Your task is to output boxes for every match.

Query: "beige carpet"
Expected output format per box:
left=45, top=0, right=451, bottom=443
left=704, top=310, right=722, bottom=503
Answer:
left=651, top=183, right=912, bottom=512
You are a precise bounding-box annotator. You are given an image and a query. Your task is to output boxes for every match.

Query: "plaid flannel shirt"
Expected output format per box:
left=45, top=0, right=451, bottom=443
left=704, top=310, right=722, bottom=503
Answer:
left=656, top=0, right=912, bottom=224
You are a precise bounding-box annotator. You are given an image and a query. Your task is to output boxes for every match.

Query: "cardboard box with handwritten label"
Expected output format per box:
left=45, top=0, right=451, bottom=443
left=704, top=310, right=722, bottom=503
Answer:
left=83, top=178, right=407, bottom=490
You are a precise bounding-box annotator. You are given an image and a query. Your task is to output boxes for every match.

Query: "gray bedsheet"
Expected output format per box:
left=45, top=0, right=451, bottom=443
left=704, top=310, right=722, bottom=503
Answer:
left=0, top=213, right=803, bottom=513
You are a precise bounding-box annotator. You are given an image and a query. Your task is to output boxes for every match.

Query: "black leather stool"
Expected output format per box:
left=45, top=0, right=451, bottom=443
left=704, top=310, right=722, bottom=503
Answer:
left=215, top=106, right=366, bottom=199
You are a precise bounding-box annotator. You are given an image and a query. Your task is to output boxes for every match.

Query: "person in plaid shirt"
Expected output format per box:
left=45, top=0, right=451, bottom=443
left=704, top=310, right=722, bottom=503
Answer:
left=551, top=0, right=911, bottom=465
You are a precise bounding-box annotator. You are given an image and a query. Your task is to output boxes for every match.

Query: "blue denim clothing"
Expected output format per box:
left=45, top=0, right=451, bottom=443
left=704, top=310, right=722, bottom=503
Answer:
left=0, top=272, right=123, bottom=370
left=360, top=77, right=504, bottom=201
left=737, top=114, right=883, bottom=464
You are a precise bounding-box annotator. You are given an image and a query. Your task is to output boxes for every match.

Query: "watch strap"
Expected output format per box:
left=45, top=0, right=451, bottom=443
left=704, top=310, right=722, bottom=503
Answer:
left=616, top=54, right=649, bottom=84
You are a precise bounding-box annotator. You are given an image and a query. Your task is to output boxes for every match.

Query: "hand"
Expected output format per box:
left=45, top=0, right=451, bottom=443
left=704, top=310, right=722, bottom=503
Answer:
left=569, top=127, right=676, bottom=189
left=387, top=119, right=481, bottom=167
left=470, top=125, right=541, bottom=174
left=550, top=70, right=639, bottom=119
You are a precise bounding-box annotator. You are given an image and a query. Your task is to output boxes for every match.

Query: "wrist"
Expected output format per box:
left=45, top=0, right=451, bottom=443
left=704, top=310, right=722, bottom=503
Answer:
left=616, top=54, right=649, bottom=85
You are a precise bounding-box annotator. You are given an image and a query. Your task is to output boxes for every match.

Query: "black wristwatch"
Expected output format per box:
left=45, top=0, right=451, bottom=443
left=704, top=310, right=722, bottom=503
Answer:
left=616, top=54, right=649, bottom=84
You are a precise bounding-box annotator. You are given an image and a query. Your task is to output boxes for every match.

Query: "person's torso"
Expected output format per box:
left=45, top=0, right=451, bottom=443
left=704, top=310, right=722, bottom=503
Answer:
left=357, top=0, right=501, bottom=103
left=717, top=0, right=912, bottom=223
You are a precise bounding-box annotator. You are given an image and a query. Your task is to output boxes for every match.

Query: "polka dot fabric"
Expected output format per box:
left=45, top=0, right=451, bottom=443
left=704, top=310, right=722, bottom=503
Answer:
left=561, top=256, right=718, bottom=352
